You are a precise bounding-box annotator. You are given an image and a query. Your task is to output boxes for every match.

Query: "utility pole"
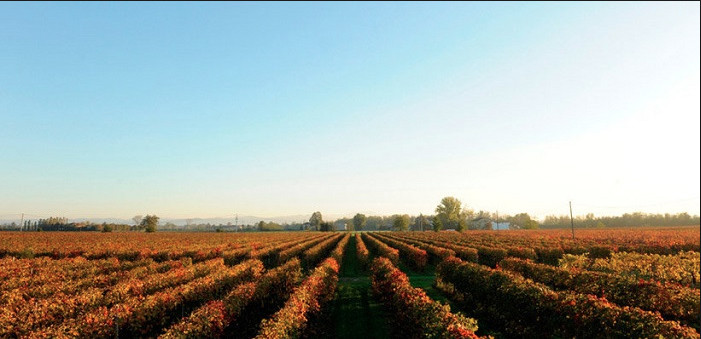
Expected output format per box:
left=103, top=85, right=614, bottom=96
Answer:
left=496, top=210, right=499, bottom=230
left=569, top=201, right=575, bottom=239
left=20, top=213, right=24, bottom=231
left=419, top=213, right=423, bottom=232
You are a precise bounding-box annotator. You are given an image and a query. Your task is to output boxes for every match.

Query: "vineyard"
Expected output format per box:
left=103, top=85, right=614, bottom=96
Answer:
left=0, top=227, right=699, bottom=338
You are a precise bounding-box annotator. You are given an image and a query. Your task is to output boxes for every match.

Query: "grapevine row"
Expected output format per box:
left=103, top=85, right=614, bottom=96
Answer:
left=254, top=257, right=340, bottom=338
left=303, top=233, right=344, bottom=268
left=370, top=257, right=484, bottom=338
left=560, top=251, right=701, bottom=289
left=159, top=258, right=303, bottom=338
left=355, top=233, right=369, bottom=267
left=437, top=256, right=699, bottom=338
left=361, top=233, right=398, bottom=264
left=371, top=233, right=427, bottom=271
left=30, top=259, right=264, bottom=338
left=390, top=234, right=479, bottom=262
left=499, top=257, right=700, bottom=329
left=329, top=233, right=351, bottom=266
left=277, top=233, right=336, bottom=265
left=1, top=258, right=225, bottom=336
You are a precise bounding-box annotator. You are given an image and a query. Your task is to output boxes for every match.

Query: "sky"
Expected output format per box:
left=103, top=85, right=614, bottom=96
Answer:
left=1, top=2, right=699, bottom=221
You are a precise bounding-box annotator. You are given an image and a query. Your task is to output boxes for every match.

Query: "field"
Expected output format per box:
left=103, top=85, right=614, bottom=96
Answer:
left=0, top=228, right=699, bottom=338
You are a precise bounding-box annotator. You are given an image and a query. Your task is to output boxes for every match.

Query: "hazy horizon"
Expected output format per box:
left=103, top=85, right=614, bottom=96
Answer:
left=2, top=2, right=699, bottom=220
left=2, top=209, right=700, bottom=227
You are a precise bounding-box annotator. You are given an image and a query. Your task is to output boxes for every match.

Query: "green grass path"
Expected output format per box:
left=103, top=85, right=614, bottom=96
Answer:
left=331, top=235, right=391, bottom=339
left=397, top=261, right=457, bottom=309
left=331, top=234, right=468, bottom=338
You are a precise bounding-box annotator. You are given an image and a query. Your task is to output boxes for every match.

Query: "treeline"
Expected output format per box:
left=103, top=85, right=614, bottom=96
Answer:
left=334, top=215, right=416, bottom=231
left=1, top=220, right=134, bottom=232
left=1, top=215, right=160, bottom=232
left=2, top=201, right=697, bottom=233
left=541, top=212, right=700, bottom=229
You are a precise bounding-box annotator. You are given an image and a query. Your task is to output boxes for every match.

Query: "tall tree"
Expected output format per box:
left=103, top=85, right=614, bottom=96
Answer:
left=457, top=218, right=467, bottom=232
left=435, top=196, right=465, bottom=230
left=432, top=215, right=443, bottom=232
left=132, top=215, right=143, bottom=226
left=319, top=222, right=335, bottom=232
left=353, top=213, right=367, bottom=231
left=393, top=214, right=411, bottom=231
left=510, top=213, right=538, bottom=229
left=258, top=221, right=282, bottom=231
left=365, top=216, right=386, bottom=230
left=141, top=215, right=159, bottom=233
left=309, top=211, right=323, bottom=231
left=468, top=210, right=493, bottom=230
left=413, top=214, right=430, bottom=231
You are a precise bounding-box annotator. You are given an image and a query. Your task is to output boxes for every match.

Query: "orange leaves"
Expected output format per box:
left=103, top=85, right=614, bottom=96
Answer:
left=302, top=234, right=344, bottom=268
left=1, top=232, right=337, bottom=338
left=277, top=234, right=335, bottom=264
left=4, top=229, right=696, bottom=337
left=355, top=233, right=370, bottom=267
left=0, top=231, right=318, bottom=262
left=500, top=256, right=700, bottom=327
left=437, top=256, right=700, bottom=338
left=362, top=233, right=399, bottom=264
left=330, top=233, right=350, bottom=266
left=370, top=257, right=483, bottom=338
left=371, top=233, right=428, bottom=271
left=255, top=258, right=339, bottom=339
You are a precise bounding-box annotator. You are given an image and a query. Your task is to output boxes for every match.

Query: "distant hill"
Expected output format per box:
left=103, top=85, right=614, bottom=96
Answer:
left=160, top=215, right=314, bottom=226
left=1, top=213, right=356, bottom=227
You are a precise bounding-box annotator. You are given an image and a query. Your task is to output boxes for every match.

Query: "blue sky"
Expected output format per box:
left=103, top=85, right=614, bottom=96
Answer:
left=1, top=2, right=699, bottom=220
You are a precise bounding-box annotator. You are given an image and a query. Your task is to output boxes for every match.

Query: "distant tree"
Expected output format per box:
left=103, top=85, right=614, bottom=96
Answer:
left=432, top=215, right=443, bottom=232
left=393, top=214, right=411, bottom=231
left=435, top=197, right=467, bottom=230
left=523, top=220, right=539, bottom=229
left=141, top=215, right=159, bottom=232
left=102, top=223, right=113, bottom=233
left=38, top=217, right=69, bottom=227
left=319, top=222, right=335, bottom=232
left=541, top=212, right=700, bottom=229
left=258, top=221, right=282, bottom=231
left=132, top=215, right=143, bottom=226
left=334, top=218, right=352, bottom=231
left=413, top=214, right=431, bottom=231
left=309, top=212, right=323, bottom=231
left=364, top=216, right=382, bottom=230
left=469, top=210, right=491, bottom=230
left=476, top=210, right=492, bottom=219
left=353, top=213, right=367, bottom=231
left=467, top=211, right=493, bottom=231
left=457, top=218, right=467, bottom=232
left=510, top=213, right=536, bottom=229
